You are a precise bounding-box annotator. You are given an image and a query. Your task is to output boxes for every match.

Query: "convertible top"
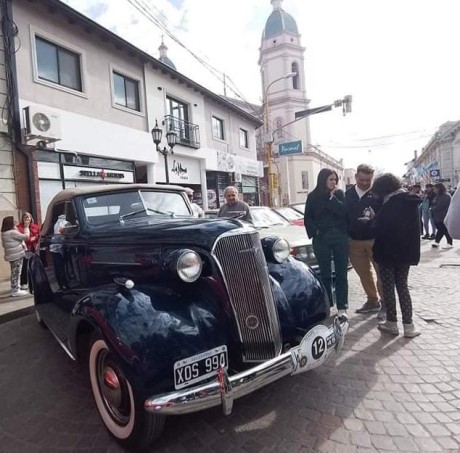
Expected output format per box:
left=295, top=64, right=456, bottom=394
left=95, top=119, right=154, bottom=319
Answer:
left=42, top=183, right=188, bottom=233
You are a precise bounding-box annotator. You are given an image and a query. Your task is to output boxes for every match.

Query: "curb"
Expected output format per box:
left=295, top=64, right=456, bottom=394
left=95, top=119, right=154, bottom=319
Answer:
left=0, top=305, right=34, bottom=325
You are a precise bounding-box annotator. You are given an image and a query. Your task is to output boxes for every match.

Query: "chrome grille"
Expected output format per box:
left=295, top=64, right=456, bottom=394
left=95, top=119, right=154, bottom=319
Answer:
left=212, top=230, right=282, bottom=362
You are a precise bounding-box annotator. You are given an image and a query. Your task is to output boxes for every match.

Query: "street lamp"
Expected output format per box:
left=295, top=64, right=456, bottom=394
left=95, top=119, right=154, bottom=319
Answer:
left=263, top=72, right=296, bottom=207
left=151, top=119, right=177, bottom=184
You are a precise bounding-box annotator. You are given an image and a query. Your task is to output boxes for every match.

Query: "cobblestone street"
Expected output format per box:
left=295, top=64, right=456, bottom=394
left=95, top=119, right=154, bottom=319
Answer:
left=0, top=242, right=459, bottom=453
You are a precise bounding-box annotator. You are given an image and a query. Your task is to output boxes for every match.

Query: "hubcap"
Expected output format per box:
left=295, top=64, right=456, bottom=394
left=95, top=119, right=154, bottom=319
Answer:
left=97, top=350, right=131, bottom=426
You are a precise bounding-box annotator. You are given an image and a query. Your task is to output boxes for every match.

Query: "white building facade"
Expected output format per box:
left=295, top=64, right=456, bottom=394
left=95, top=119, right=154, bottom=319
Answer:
left=407, top=121, right=460, bottom=189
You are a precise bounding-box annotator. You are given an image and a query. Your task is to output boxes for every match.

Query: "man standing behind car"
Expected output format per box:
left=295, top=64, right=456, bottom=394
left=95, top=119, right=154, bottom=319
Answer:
left=218, top=186, right=253, bottom=222
left=346, top=164, right=384, bottom=317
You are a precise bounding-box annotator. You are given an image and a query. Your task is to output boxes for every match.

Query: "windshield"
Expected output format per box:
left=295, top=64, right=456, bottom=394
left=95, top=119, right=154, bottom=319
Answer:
left=82, top=190, right=191, bottom=225
left=290, top=203, right=305, bottom=214
left=250, top=207, right=290, bottom=228
left=276, top=207, right=303, bottom=221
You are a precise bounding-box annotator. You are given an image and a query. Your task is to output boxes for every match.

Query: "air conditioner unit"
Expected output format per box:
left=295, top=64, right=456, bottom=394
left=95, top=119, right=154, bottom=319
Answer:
left=23, top=106, right=61, bottom=143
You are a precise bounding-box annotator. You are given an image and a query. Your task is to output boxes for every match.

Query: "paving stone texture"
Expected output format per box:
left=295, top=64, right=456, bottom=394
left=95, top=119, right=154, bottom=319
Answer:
left=0, top=241, right=459, bottom=452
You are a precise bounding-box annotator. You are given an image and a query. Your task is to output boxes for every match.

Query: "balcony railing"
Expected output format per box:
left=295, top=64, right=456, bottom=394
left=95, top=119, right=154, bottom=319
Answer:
left=164, top=115, right=200, bottom=149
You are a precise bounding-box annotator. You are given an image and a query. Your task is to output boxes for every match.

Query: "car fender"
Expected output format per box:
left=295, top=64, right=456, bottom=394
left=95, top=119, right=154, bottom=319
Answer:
left=69, top=281, right=236, bottom=399
left=268, top=257, right=329, bottom=334
left=28, top=254, right=53, bottom=304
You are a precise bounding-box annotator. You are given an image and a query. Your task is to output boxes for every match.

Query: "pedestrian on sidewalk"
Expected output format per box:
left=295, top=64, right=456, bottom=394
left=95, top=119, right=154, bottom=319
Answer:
left=430, top=183, right=453, bottom=249
left=367, top=173, right=422, bottom=338
left=421, top=184, right=436, bottom=239
left=346, top=164, right=384, bottom=319
left=304, top=168, right=349, bottom=316
left=1, top=215, right=30, bottom=297
left=17, top=212, right=40, bottom=290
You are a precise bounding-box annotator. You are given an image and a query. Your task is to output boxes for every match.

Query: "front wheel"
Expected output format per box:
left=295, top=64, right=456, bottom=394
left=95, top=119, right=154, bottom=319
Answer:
left=88, top=333, right=165, bottom=450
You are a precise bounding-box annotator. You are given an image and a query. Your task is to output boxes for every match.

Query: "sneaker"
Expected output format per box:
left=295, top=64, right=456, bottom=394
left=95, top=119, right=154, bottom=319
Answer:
left=378, top=320, right=399, bottom=335
left=355, top=300, right=381, bottom=313
left=377, top=307, right=386, bottom=320
left=11, top=289, right=29, bottom=297
left=421, top=234, right=430, bottom=239
left=20, top=284, right=29, bottom=290
left=403, top=322, right=421, bottom=338
left=431, top=242, right=439, bottom=248
left=338, top=309, right=348, bottom=316
left=442, top=244, right=454, bottom=249
left=429, top=235, right=436, bottom=240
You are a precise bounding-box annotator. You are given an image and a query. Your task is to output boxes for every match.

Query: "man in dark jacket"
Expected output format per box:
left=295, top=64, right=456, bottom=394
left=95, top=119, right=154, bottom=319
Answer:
left=430, top=183, right=453, bottom=248
left=346, top=164, right=384, bottom=316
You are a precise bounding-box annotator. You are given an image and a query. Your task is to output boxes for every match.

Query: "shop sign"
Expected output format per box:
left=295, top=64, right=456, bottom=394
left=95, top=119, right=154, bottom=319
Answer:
left=79, top=170, right=125, bottom=180
left=170, top=160, right=189, bottom=181
left=63, top=165, right=134, bottom=183
left=156, top=155, right=201, bottom=184
left=217, top=151, right=263, bottom=177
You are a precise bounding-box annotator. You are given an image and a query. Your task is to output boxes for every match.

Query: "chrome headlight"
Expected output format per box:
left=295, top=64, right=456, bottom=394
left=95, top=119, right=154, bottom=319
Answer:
left=272, top=238, right=290, bottom=263
left=176, top=250, right=203, bottom=283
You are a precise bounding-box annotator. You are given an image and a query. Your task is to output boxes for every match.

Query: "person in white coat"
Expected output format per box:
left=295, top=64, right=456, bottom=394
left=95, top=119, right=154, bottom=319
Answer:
left=185, top=188, right=204, bottom=218
left=444, top=188, right=460, bottom=239
left=1, top=215, right=30, bottom=297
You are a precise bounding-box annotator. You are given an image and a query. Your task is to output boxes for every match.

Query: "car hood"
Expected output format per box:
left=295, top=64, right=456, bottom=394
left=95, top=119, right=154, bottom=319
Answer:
left=85, top=217, right=248, bottom=250
left=256, top=224, right=311, bottom=248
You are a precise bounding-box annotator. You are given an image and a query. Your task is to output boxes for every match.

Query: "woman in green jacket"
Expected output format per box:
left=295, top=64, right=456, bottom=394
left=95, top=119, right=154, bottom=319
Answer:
left=304, top=169, right=348, bottom=315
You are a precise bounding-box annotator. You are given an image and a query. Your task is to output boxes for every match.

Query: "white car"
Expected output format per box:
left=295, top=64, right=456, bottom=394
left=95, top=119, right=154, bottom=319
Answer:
left=249, top=206, right=317, bottom=271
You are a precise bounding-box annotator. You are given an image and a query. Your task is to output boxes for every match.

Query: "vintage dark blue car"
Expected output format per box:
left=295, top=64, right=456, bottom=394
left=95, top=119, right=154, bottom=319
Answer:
left=30, top=184, right=349, bottom=450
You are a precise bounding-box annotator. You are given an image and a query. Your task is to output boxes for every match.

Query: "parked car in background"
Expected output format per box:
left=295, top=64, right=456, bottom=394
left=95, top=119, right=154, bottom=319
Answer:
left=29, top=184, right=348, bottom=450
left=289, top=202, right=306, bottom=215
left=273, top=206, right=304, bottom=226
left=249, top=206, right=317, bottom=270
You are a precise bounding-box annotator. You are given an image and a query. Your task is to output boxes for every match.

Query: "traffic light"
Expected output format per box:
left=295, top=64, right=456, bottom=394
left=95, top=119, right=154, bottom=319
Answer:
left=270, top=173, right=279, bottom=189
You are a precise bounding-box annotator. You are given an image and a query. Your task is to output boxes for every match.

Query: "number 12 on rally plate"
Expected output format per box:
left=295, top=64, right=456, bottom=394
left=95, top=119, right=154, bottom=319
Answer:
left=291, top=325, right=333, bottom=375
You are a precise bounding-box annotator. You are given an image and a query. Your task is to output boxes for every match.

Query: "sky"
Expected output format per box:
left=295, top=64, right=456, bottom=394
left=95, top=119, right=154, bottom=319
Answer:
left=62, top=0, right=460, bottom=175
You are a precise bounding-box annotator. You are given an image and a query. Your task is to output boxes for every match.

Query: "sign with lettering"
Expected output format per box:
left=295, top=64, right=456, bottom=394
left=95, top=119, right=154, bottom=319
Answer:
left=63, top=166, right=134, bottom=183
left=156, top=155, right=201, bottom=184
left=279, top=140, right=303, bottom=156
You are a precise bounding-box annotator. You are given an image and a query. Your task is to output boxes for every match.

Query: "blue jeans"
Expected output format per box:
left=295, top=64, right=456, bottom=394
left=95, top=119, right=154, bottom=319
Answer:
left=312, top=229, right=349, bottom=310
left=421, top=209, right=436, bottom=236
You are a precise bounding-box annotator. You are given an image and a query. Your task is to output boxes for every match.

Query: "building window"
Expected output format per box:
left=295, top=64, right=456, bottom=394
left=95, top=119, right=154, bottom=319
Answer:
left=291, top=62, right=299, bottom=90
left=212, top=116, right=225, bottom=140
left=239, top=128, right=249, bottom=148
left=113, top=72, right=140, bottom=111
left=167, top=96, right=189, bottom=123
left=301, top=171, right=309, bottom=190
left=35, top=36, right=82, bottom=91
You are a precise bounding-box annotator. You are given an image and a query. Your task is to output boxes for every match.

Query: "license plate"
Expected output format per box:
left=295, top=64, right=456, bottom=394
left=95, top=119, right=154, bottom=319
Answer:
left=174, top=345, right=228, bottom=390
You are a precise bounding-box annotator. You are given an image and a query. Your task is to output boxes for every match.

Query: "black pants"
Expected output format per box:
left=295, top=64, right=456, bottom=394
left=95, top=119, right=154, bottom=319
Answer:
left=379, top=265, right=413, bottom=324
left=19, top=254, right=31, bottom=287
left=434, top=221, right=452, bottom=245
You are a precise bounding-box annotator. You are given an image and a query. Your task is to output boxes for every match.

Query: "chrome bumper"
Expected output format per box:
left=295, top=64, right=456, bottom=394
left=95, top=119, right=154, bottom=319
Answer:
left=144, top=315, right=349, bottom=416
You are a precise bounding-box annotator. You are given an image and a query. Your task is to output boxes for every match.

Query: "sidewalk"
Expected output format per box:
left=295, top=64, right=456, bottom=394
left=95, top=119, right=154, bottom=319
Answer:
left=0, top=279, right=34, bottom=321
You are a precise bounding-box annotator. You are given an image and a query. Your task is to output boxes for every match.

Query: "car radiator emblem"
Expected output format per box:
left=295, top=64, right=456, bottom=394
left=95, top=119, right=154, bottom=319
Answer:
left=245, top=315, right=260, bottom=330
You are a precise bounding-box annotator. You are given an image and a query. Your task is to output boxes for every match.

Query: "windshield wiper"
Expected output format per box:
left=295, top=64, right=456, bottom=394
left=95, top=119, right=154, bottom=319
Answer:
left=119, top=208, right=171, bottom=223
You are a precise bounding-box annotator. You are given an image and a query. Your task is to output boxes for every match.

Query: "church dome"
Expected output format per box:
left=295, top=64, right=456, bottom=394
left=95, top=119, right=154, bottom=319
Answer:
left=158, top=41, right=176, bottom=70
left=263, top=0, right=299, bottom=39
